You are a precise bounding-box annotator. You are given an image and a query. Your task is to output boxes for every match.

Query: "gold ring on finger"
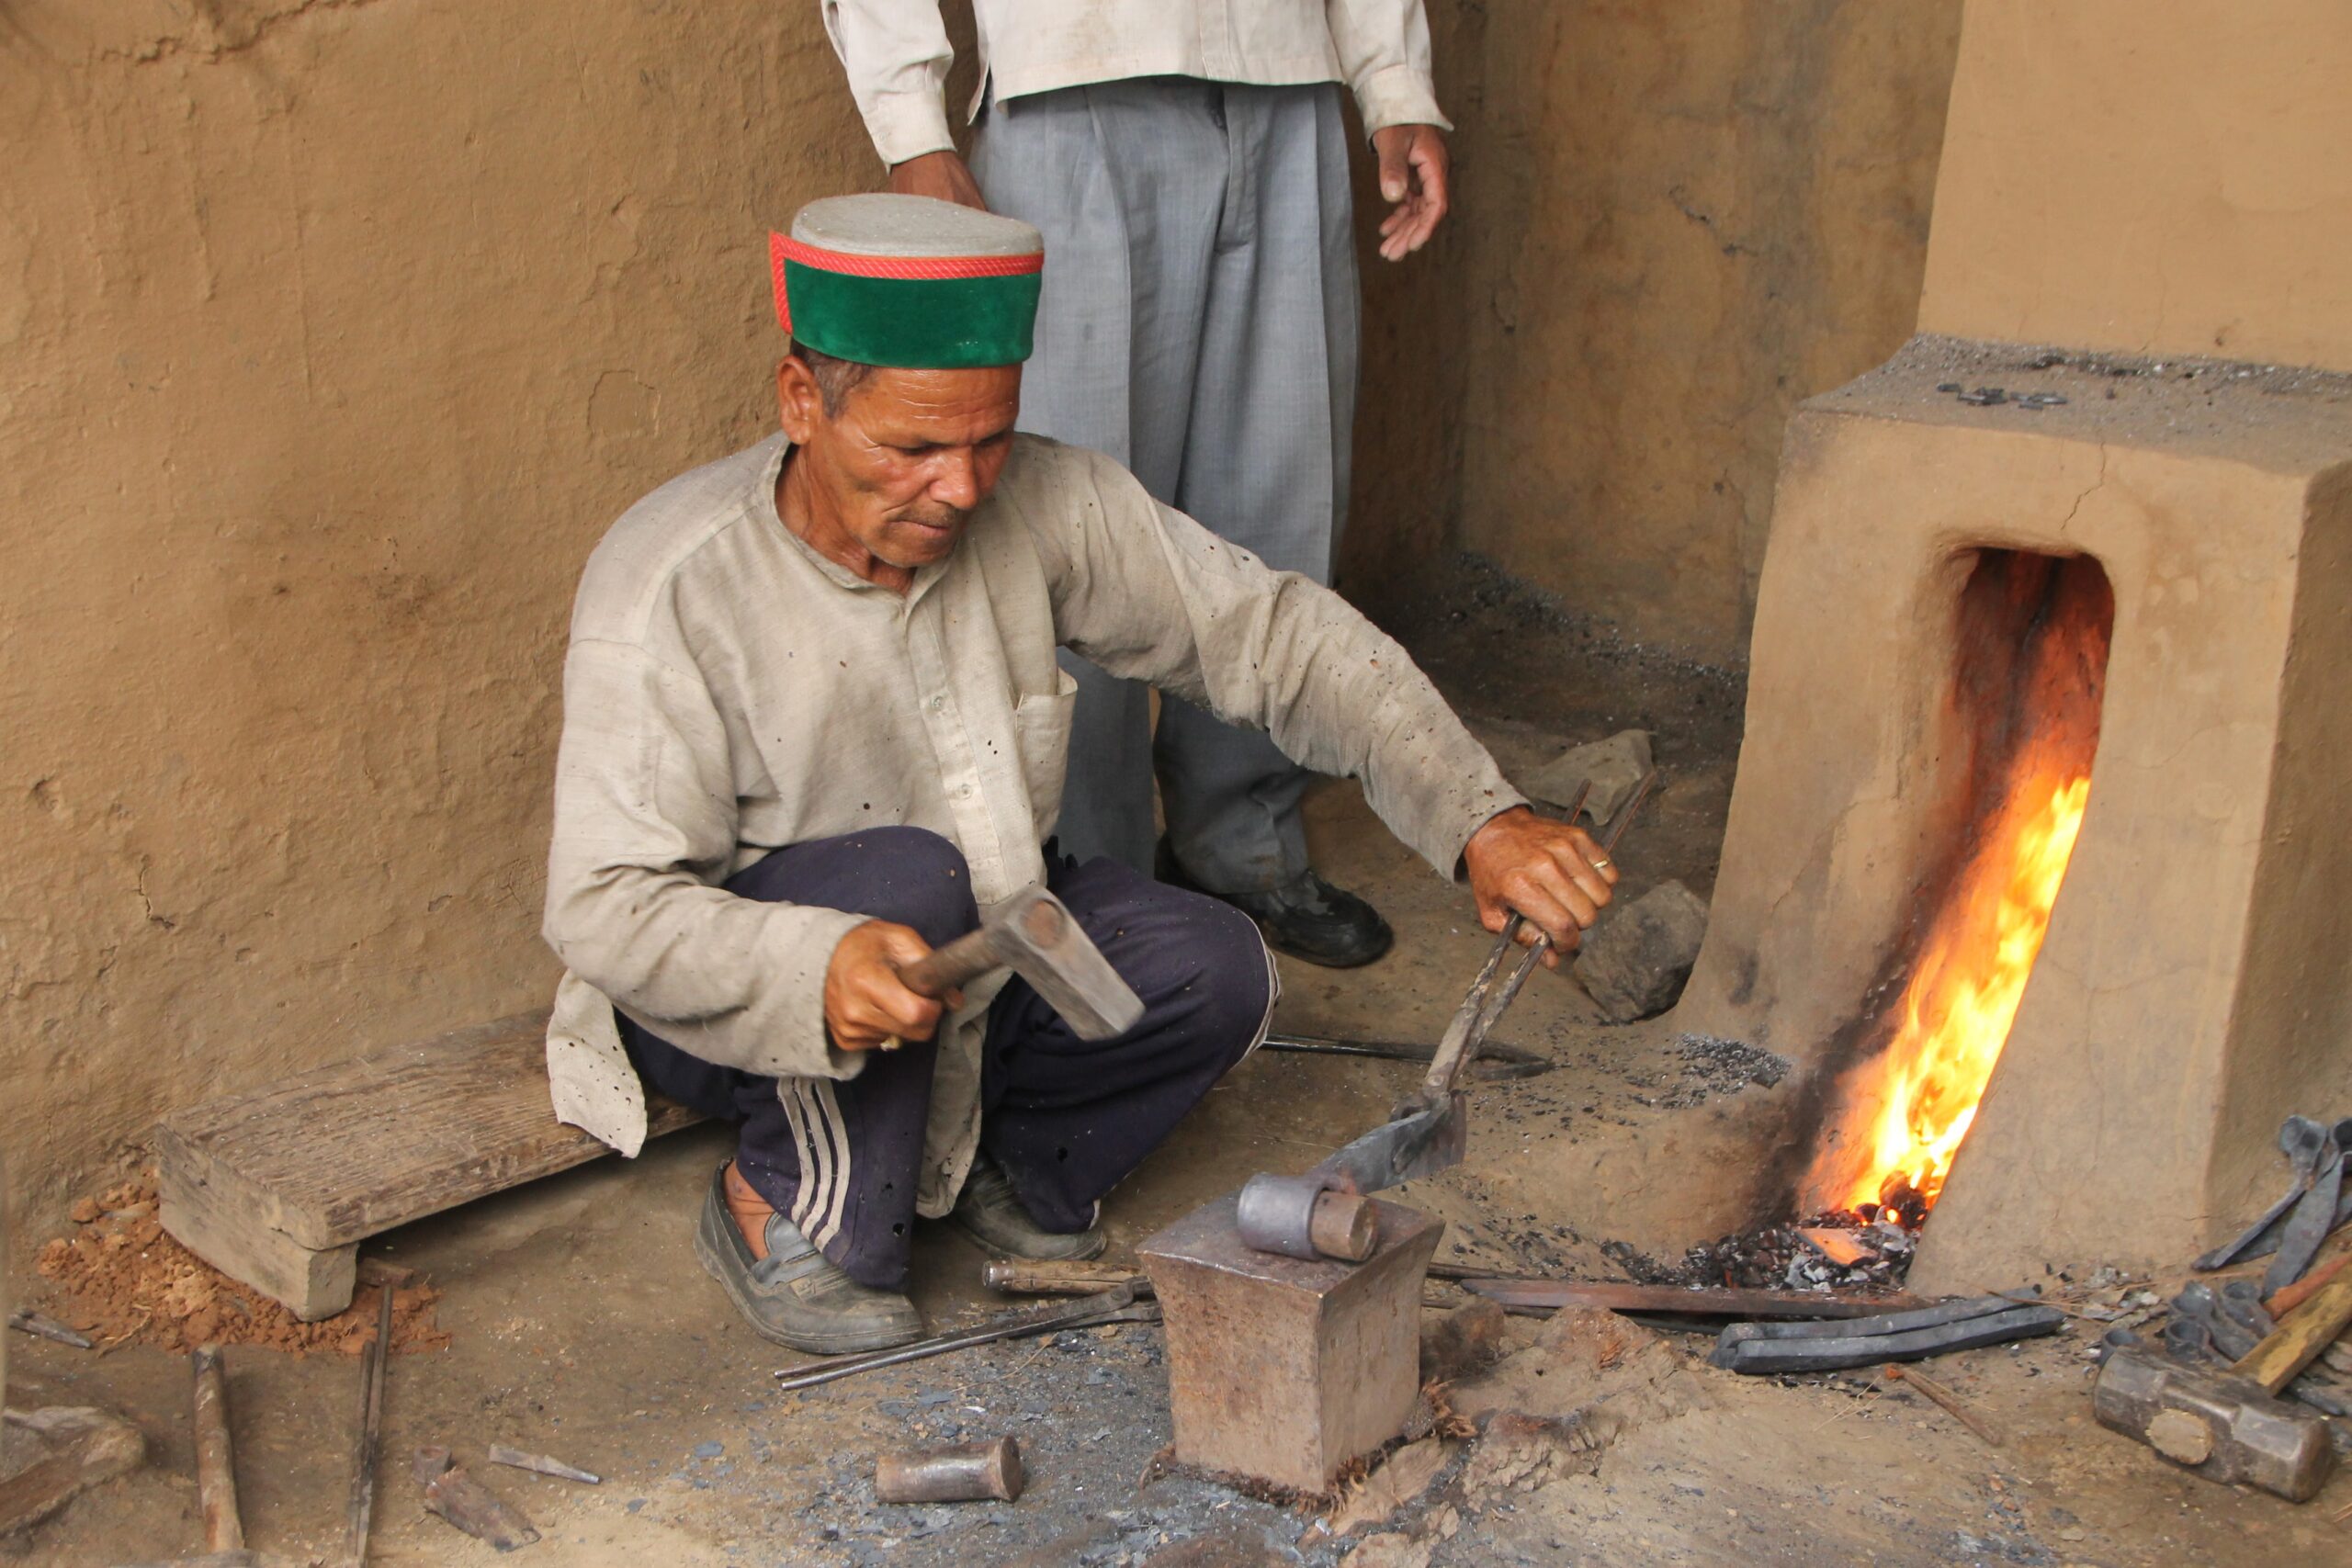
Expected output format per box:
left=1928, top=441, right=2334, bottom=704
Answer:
left=1590, top=856, right=1612, bottom=871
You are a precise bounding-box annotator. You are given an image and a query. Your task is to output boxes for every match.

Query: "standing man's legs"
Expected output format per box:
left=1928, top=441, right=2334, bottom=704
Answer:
left=973, top=80, right=1391, bottom=966
left=969, top=84, right=1227, bottom=879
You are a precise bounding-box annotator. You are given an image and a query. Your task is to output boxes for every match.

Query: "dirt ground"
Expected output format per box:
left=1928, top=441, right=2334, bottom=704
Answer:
left=6, top=558, right=2345, bottom=1565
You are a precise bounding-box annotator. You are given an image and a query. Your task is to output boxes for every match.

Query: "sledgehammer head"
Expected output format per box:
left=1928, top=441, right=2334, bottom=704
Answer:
left=896, top=886, right=1143, bottom=1039
left=2092, top=1348, right=2335, bottom=1500
left=991, top=886, right=1144, bottom=1040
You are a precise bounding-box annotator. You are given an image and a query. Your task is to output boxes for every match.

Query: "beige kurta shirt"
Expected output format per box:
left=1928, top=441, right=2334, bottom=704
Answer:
left=543, top=432, right=1524, bottom=1216
left=821, top=0, right=1451, bottom=166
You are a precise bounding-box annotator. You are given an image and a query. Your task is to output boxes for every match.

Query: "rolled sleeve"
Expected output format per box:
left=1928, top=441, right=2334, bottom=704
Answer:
left=1328, top=0, right=1451, bottom=136
left=820, top=0, right=957, bottom=166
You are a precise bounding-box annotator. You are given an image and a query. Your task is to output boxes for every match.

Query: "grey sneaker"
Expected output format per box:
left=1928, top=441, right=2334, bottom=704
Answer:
left=949, top=1155, right=1107, bottom=1261
left=692, top=1166, right=922, bottom=1354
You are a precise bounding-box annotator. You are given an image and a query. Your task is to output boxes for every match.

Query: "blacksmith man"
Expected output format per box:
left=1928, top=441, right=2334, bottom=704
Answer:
left=541, top=195, right=1618, bottom=1354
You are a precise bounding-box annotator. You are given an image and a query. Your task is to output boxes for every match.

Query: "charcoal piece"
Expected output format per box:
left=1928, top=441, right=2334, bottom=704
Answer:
left=1576, top=881, right=1709, bottom=1023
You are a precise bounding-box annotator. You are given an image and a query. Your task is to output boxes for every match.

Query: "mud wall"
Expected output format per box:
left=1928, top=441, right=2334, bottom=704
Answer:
left=1919, top=0, right=2352, bottom=374
left=0, top=0, right=876, bottom=1240
left=1389, top=1, right=1964, bottom=664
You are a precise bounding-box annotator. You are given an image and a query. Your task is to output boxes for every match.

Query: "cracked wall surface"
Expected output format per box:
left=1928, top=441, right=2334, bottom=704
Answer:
left=1919, top=0, right=2352, bottom=372
left=0, top=0, right=879, bottom=1245
left=1411, top=0, right=1964, bottom=663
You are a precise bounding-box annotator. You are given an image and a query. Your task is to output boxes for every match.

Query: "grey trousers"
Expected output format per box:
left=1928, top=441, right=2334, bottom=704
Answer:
left=969, top=78, right=1361, bottom=893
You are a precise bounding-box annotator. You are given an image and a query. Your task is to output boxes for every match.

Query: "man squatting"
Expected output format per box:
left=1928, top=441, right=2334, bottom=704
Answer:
left=540, top=196, right=1619, bottom=1355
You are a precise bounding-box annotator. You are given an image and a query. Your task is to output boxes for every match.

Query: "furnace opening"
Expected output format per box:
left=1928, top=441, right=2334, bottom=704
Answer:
left=1802, top=549, right=2114, bottom=1230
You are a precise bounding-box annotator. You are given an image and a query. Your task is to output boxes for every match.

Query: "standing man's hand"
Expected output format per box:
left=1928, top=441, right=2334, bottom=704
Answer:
left=824, top=919, right=960, bottom=1052
left=1460, top=807, right=1620, bottom=964
left=1371, top=124, right=1450, bottom=261
left=889, top=150, right=988, bottom=211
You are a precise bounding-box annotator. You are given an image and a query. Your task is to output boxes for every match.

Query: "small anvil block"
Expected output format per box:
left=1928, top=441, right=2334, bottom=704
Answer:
left=1139, top=1193, right=1443, bottom=1492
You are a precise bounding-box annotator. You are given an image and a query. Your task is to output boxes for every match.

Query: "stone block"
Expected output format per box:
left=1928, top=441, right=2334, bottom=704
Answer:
left=1521, top=729, right=1653, bottom=823
left=1576, top=880, right=1709, bottom=1022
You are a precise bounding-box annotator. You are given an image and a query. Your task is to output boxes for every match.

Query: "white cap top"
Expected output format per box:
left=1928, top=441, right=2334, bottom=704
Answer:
left=790, top=194, right=1042, bottom=259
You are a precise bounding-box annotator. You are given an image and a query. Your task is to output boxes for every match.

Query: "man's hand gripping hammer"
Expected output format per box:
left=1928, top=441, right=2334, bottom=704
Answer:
left=883, top=885, right=1144, bottom=1049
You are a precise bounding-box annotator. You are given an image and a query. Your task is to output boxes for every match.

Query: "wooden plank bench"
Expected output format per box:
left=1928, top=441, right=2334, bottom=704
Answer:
left=155, top=1011, right=699, bottom=1320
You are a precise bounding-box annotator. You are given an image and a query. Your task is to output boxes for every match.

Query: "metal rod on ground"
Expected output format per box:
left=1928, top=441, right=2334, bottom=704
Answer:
left=487, top=1444, right=602, bottom=1484
left=190, top=1345, right=244, bottom=1553
left=7, top=1307, right=93, bottom=1349
left=1258, top=1033, right=1552, bottom=1077
left=344, top=1282, right=395, bottom=1566
left=775, top=1286, right=1157, bottom=1393
left=1884, top=1364, right=2006, bottom=1447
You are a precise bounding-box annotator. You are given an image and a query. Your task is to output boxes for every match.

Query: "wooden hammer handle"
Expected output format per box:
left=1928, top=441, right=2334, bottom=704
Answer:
left=2233, top=1268, right=2352, bottom=1393
left=895, top=926, right=1002, bottom=998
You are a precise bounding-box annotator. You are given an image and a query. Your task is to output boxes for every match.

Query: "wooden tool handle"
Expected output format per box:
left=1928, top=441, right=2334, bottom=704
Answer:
left=190, top=1344, right=245, bottom=1553
left=896, top=926, right=1001, bottom=998
left=2233, top=1268, right=2352, bottom=1393
left=2266, top=1247, right=2351, bottom=1318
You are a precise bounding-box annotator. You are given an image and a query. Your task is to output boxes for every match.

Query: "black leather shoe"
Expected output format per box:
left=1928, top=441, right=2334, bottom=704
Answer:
left=950, top=1154, right=1107, bottom=1261
left=1213, top=871, right=1394, bottom=969
left=691, top=1166, right=922, bottom=1354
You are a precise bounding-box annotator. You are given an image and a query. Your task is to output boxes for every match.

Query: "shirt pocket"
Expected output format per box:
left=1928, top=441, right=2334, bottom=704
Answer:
left=1012, top=667, right=1080, bottom=839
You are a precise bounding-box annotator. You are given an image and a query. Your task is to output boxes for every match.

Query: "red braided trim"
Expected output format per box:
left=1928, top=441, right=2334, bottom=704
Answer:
left=771, top=231, right=1042, bottom=281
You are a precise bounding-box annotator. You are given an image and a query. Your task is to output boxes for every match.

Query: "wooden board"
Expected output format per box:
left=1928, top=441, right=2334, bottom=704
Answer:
left=154, top=1011, right=700, bottom=1252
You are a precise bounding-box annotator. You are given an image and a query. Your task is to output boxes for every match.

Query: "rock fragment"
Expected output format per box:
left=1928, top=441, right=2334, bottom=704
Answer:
left=1575, top=880, right=1709, bottom=1022
left=1521, top=730, right=1653, bottom=824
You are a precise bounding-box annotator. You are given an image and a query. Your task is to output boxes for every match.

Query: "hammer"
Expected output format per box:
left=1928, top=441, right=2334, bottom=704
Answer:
left=2093, top=1266, right=2352, bottom=1500
left=882, top=885, right=1144, bottom=1049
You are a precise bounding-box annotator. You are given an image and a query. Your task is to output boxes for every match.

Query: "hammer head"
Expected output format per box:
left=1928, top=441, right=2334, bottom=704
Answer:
left=2092, top=1348, right=2336, bottom=1500
left=993, top=886, right=1145, bottom=1040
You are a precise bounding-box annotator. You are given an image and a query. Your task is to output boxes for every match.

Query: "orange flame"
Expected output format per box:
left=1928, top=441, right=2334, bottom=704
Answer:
left=1811, top=766, right=2092, bottom=1215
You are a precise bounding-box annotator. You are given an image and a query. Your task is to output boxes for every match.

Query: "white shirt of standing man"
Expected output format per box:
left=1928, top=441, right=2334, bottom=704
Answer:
left=820, top=0, right=1451, bottom=262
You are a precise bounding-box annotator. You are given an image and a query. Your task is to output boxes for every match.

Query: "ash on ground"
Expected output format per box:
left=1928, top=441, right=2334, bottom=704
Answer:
left=1605, top=1209, right=1919, bottom=1293
left=1667, top=1035, right=1789, bottom=1101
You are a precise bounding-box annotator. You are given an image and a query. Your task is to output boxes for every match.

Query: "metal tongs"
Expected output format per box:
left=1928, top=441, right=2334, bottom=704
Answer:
left=1236, top=772, right=1658, bottom=1258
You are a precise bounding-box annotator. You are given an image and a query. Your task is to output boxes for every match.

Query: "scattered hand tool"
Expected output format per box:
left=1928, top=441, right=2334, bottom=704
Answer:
left=981, top=1258, right=1153, bottom=1296
left=487, top=1445, right=601, bottom=1485
left=2264, top=1118, right=2346, bottom=1297
left=774, top=1283, right=1159, bottom=1394
left=2194, top=1114, right=2352, bottom=1270
left=1258, top=1033, right=1555, bottom=1082
left=344, top=1283, right=394, bottom=1566
left=6, top=1306, right=92, bottom=1348
left=413, top=1447, right=540, bottom=1551
left=1709, top=1293, right=2065, bottom=1373
left=2095, top=1265, right=2352, bottom=1501
left=1236, top=775, right=1656, bottom=1262
left=191, top=1345, right=245, bottom=1556
left=885, top=884, right=1144, bottom=1049
left=874, top=1437, right=1024, bottom=1504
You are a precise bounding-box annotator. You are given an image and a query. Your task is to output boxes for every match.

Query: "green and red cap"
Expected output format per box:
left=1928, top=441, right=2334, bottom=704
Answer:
left=770, top=194, right=1044, bottom=368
